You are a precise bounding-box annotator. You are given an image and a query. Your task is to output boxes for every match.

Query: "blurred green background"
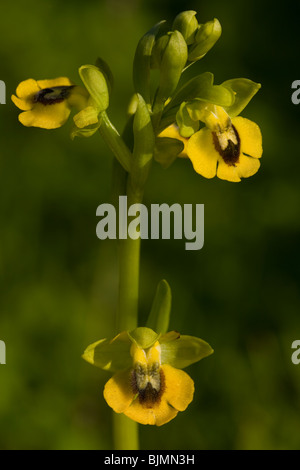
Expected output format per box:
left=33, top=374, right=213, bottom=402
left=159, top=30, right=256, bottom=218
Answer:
left=1, top=0, right=300, bottom=450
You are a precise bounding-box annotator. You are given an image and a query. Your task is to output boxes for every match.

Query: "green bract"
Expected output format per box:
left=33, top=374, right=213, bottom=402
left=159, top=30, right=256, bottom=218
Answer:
left=154, top=136, right=184, bottom=169
left=146, top=279, right=172, bottom=334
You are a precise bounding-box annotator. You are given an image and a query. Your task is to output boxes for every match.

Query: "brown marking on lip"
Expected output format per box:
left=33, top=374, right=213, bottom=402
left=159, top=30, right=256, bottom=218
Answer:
left=212, top=124, right=240, bottom=166
left=131, top=365, right=165, bottom=408
left=34, top=85, right=74, bottom=105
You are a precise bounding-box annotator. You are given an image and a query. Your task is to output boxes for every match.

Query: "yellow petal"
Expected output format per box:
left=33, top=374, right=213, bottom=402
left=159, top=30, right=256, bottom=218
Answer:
left=103, top=369, right=134, bottom=413
left=11, top=94, right=32, bottom=111
left=124, top=397, right=178, bottom=426
left=15, top=79, right=39, bottom=99
left=186, top=128, right=218, bottom=178
left=36, top=77, right=74, bottom=89
left=232, top=116, right=262, bottom=159
left=161, top=364, right=194, bottom=412
left=216, top=159, right=241, bottom=182
left=159, top=124, right=189, bottom=158
left=237, top=153, right=261, bottom=178
left=18, top=102, right=71, bottom=129
left=217, top=153, right=260, bottom=182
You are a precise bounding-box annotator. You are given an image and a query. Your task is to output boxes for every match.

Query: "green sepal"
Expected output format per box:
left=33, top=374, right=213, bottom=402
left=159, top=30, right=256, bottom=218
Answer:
left=188, top=18, right=222, bottom=62
left=176, top=102, right=200, bottom=137
left=160, top=334, right=214, bottom=369
left=222, top=78, right=261, bottom=117
left=128, top=327, right=160, bottom=350
left=95, top=57, right=114, bottom=95
left=130, top=94, right=155, bottom=195
left=164, top=72, right=234, bottom=118
left=79, top=64, right=109, bottom=112
left=82, top=331, right=132, bottom=372
left=146, top=279, right=172, bottom=334
left=172, top=10, right=198, bottom=45
left=133, top=21, right=166, bottom=105
left=155, top=30, right=188, bottom=104
left=154, top=136, right=184, bottom=169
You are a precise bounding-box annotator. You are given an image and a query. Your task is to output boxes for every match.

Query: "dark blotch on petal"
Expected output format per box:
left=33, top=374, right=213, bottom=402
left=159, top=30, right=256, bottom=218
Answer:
left=213, top=124, right=240, bottom=167
left=34, top=86, right=75, bottom=106
left=131, top=368, right=165, bottom=408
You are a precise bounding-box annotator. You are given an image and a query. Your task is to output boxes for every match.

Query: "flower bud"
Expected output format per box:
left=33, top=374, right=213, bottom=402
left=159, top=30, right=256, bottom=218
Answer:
left=172, top=10, right=198, bottom=45
left=188, top=18, right=222, bottom=61
left=155, top=30, right=188, bottom=104
left=133, top=21, right=166, bottom=104
left=150, top=34, right=170, bottom=69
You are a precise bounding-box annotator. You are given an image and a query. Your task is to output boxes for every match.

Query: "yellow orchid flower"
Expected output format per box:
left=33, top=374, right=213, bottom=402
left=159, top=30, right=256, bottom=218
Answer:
left=104, top=340, right=194, bottom=426
left=11, top=77, right=88, bottom=129
left=83, top=327, right=213, bottom=426
left=160, top=105, right=263, bottom=182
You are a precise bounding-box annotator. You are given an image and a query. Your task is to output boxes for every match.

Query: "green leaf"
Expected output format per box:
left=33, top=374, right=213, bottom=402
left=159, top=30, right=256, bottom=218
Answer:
left=128, top=327, right=160, bottom=350
left=146, top=280, right=172, bottom=334
left=82, top=332, right=132, bottom=372
left=133, top=21, right=166, bottom=105
left=222, top=78, right=261, bottom=117
left=79, top=64, right=109, bottom=112
left=160, top=334, right=214, bottom=369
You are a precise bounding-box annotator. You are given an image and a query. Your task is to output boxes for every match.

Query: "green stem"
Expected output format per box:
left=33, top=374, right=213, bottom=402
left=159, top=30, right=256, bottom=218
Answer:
left=109, top=115, right=143, bottom=448
left=99, top=111, right=132, bottom=173
left=113, top=413, right=139, bottom=451
left=117, top=234, right=141, bottom=332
